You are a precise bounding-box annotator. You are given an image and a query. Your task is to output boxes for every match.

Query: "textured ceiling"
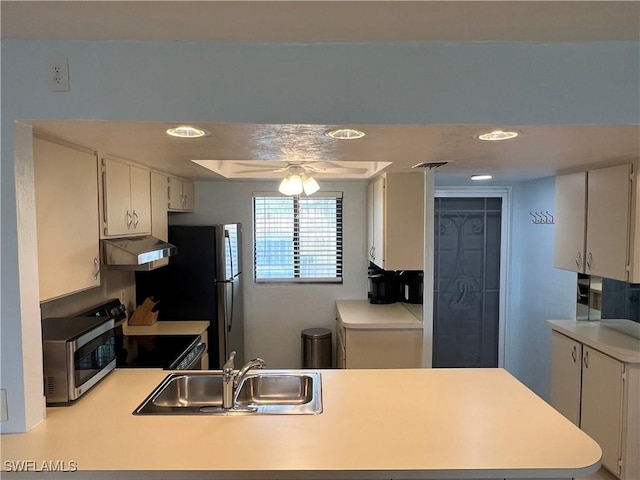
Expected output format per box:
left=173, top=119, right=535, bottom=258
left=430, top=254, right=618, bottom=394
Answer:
left=32, top=121, right=640, bottom=184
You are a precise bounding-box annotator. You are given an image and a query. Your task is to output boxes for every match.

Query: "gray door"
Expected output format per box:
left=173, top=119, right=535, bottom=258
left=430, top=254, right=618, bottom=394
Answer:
left=433, top=197, right=502, bottom=367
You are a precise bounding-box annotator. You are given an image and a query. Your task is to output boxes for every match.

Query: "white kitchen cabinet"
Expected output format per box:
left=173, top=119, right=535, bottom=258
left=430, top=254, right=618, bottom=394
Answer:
left=550, top=331, right=582, bottom=426
left=580, top=346, right=625, bottom=478
left=549, top=326, right=639, bottom=480
left=168, top=175, right=195, bottom=212
left=336, top=300, right=423, bottom=369
left=553, top=172, right=587, bottom=272
left=554, top=162, right=636, bottom=282
left=33, top=136, right=101, bottom=302
left=586, top=164, right=632, bottom=280
left=367, top=172, right=425, bottom=270
left=149, top=171, right=170, bottom=268
left=101, top=156, right=151, bottom=237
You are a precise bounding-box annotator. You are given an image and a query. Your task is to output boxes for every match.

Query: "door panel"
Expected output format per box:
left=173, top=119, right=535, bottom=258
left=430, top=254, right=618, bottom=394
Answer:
left=550, top=331, right=582, bottom=426
left=580, top=347, right=624, bottom=475
left=433, top=197, right=502, bottom=368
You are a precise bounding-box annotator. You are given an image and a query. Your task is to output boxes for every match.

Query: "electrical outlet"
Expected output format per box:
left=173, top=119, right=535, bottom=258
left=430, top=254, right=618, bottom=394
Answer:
left=47, top=57, right=69, bottom=92
left=1, top=389, right=8, bottom=422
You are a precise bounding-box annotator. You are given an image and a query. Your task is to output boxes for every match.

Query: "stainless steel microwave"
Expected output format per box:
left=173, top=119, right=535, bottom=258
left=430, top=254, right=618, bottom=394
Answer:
left=42, top=316, right=116, bottom=404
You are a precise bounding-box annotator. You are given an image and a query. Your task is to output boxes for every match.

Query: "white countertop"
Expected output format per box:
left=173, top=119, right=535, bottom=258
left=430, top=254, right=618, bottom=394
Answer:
left=123, top=320, right=209, bottom=336
left=336, top=299, right=423, bottom=329
left=1, top=368, right=601, bottom=480
left=548, top=319, right=640, bottom=363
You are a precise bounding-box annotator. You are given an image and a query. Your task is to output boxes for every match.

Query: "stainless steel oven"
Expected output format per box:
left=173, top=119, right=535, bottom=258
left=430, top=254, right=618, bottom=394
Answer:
left=42, top=316, right=116, bottom=404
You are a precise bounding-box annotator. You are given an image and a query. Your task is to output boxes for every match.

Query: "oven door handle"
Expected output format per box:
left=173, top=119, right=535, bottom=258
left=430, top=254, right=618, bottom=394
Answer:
left=178, top=342, right=206, bottom=370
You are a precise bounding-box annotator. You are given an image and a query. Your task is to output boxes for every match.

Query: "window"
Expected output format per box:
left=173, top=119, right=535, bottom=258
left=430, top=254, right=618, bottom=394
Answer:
left=253, top=192, right=343, bottom=283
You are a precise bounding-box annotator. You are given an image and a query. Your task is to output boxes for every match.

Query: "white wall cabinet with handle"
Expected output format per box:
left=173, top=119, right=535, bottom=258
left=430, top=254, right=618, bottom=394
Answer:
left=554, top=161, right=638, bottom=282
left=100, top=156, right=151, bottom=237
left=168, top=176, right=195, bottom=212
left=550, top=327, right=639, bottom=480
left=33, top=136, right=101, bottom=302
left=367, top=172, right=425, bottom=270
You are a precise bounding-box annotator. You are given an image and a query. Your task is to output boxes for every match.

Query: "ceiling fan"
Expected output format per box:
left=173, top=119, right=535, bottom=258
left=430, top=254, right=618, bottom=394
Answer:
left=235, top=161, right=369, bottom=196
left=233, top=160, right=369, bottom=175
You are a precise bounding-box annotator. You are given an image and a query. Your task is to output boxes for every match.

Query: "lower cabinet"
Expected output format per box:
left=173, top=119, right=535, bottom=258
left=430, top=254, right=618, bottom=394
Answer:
left=336, top=319, right=422, bottom=369
left=550, top=330, right=639, bottom=480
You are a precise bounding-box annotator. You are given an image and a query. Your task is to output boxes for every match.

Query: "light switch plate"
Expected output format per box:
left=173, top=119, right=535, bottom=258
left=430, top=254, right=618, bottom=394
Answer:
left=0, top=389, right=8, bottom=422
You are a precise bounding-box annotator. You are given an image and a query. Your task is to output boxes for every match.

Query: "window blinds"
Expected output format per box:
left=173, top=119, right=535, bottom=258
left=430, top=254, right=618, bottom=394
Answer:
left=253, top=192, right=343, bottom=283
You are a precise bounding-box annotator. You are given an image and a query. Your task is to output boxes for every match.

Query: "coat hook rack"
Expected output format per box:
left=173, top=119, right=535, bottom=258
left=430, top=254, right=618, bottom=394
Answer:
left=530, top=211, right=555, bottom=225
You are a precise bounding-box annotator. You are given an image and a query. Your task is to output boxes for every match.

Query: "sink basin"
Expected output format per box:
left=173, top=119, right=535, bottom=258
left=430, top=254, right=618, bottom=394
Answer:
left=152, top=373, right=224, bottom=407
left=133, top=370, right=322, bottom=415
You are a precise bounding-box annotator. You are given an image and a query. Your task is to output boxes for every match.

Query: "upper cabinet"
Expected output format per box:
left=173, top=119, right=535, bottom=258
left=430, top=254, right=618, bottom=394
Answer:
left=554, top=162, right=638, bottom=282
left=168, top=176, right=195, bottom=212
left=367, top=172, right=425, bottom=270
left=34, top=136, right=101, bottom=302
left=100, top=156, right=151, bottom=237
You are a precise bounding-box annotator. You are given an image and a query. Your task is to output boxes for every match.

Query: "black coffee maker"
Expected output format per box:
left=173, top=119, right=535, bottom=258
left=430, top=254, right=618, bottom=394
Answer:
left=399, top=270, right=424, bottom=304
left=368, top=264, right=401, bottom=304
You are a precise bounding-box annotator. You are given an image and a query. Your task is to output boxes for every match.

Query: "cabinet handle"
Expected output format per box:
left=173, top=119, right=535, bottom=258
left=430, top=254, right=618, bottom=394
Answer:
left=571, top=345, right=577, bottom=362
left=132, top=210, right=139, bottom=228
left=93, top=257, right=100, bottom=280
left=586, top=252, right=593, bottom=271
left=369, top=246, right=374, bottom=260
left=583, top=350, right=589, bottom=368
left=126, top=210, right=133, bottom=229
left=575, top=252, right=582, bottom=269
left=167, top=186, right=171, bottom=200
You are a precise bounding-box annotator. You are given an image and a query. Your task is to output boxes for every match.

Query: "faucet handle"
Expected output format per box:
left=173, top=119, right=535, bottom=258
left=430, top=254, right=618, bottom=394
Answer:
left=223, top=351, right=236, bottom=373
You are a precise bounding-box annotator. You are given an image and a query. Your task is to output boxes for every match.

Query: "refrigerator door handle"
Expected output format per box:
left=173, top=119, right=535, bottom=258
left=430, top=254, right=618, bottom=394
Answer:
left=226, top=234, right=234, bottom=280
left=228, top=279, right=235, bottom=333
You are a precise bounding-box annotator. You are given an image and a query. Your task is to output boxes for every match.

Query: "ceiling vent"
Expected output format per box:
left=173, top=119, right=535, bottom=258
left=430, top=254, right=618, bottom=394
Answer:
left=411, top=161, right=449, bottom=170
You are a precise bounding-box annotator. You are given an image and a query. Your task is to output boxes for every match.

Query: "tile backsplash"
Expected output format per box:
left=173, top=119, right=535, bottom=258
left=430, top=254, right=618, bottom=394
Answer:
left=601, top=278, right=640, bottom=323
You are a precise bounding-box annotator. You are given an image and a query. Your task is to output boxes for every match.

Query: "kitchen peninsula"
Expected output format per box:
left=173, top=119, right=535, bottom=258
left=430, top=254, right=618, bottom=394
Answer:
left=1, top=368, right=600, bottom=480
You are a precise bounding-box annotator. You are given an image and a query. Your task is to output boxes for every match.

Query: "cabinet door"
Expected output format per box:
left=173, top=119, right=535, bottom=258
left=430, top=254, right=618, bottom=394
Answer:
left=581, top=347, right=624, bottom=476
left=182, top=180, right=195, bottom=211
left=103, top=157, right=132, bottom=236
left=129, top=165, right=151, bottom=234
left=554, top=172, right=587, bottom=272
left=150, top=172, right=169, bottom=241
left=384, top=172, right=425, bottom=270
left=34, top=137, right=100, bottom=301
left=167, top=176, right=183, bottom=210
left=372, top=176, right=385, bottom=268
left=586, top=164, right=632, bottom=281
left=550, top=332, right=582, bottom=426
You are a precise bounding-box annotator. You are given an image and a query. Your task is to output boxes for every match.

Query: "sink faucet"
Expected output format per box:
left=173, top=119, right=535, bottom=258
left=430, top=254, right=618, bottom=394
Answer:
left=221, top=351, right=267, bottom=410
left=232, top=357, right=266, bottom=406
left=222, top=351, right=237, bottom=409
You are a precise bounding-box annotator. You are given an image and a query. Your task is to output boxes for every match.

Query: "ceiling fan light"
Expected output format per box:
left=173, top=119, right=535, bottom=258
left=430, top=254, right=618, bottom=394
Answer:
left=303, top=175, right=320, bottom=195
left=279, top=174, right=303, bottom=196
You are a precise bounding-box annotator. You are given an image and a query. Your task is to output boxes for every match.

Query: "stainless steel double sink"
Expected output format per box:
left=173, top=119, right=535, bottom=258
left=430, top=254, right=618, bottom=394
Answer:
left=133, top=370, right=322, bottom=415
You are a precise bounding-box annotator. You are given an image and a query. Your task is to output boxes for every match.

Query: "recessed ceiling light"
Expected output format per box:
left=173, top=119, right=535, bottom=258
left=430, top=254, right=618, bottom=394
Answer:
left=478, top=130, right=518, bottom=141
left=166, top=126, right=207, bottom=138
left=324, top=128, right=366, bottom=140
left=471, top=174, right=493, bottom=181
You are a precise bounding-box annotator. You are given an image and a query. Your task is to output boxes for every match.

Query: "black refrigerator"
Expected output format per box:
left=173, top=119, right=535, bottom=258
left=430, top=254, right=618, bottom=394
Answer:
left=135, top=224, right=244, bottom=369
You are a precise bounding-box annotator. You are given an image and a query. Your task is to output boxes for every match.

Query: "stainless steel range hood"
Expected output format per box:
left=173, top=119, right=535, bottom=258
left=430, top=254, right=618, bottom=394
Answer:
left=102, top=236, right=177, bottom=271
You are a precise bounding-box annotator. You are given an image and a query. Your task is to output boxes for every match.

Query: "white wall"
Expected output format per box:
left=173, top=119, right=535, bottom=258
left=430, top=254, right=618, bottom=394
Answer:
left=169, top=180, right=368, bottom=368
left=2, top=39, right=638, bottom=432
left=508, top=176, right=577, bottom=400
